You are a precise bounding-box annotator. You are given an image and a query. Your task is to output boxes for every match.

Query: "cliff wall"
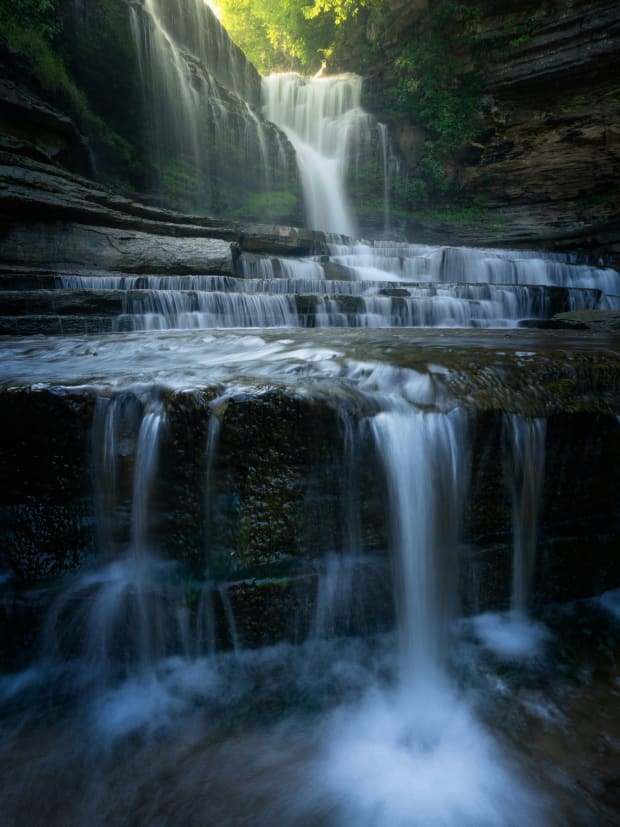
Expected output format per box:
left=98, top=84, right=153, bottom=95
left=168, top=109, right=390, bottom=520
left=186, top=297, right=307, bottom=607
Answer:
left=340, top=0, right=620, bottom=260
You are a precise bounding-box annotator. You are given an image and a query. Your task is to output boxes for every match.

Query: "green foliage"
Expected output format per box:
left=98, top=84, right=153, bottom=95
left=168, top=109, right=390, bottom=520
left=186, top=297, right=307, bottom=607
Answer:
left=0, top=17, right=94, bottom=126
left=0, top=0, right=67, bottom=92
left=378, top=0, right=486, bottom=211
left=1, top=0, right=141, bottom=187
left=389, top=4, right=483, bottom=153
left=217, top=0, right=366, bottom=73
left=161, top=157, right=201, bottom=212
left=483, top=14, right=540, bottom=50
left=0, top=0, right=61, bottom=40
left=414, top=204, right=502, bottom=229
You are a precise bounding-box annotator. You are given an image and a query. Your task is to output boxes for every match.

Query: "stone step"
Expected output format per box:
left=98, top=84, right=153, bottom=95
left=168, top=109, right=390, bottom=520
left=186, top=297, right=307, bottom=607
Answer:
left=0, top=284, right=603, bottom=335
left=0, top=315, right=115, bottom=336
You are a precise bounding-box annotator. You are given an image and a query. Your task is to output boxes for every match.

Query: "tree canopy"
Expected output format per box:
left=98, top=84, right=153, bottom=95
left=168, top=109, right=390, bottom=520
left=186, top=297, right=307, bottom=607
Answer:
left=216, top=0, right=366, bottom=74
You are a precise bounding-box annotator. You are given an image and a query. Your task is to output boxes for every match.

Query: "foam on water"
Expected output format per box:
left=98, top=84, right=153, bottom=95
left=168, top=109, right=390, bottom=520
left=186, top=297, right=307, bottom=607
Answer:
left=312, top=683, right=548, bottom=827
left=470, top=612, right=551, bottom=661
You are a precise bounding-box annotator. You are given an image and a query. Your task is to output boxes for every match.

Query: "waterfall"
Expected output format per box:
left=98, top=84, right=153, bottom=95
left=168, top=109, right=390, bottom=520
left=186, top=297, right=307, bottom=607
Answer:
left=263, top=73, right=395, bottom=236
left=371, top=409, right=469, bottom=683
left=44, top=393, right=170, bottom=685
left=504, top=415, right=547, bottom=614
left=130, top=401, right=165, bottom=556
left=471, top=415, right=549, bottom=662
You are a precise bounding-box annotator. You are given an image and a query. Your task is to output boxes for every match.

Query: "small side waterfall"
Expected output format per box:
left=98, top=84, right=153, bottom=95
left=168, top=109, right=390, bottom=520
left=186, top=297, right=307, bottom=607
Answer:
left=263, top=73, right=397, bottom=236
left=44, top=393, right=169, bottom=685
left=472, top=415, right=549, bottom=662
left=130, top=401, right=165, bottom=556
left=505, top=415, right=547, bottom=614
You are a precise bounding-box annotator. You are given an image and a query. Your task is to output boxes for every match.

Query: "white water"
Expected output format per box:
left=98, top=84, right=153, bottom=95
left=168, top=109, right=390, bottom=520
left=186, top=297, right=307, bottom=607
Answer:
left=263, top=73, right=393, bottom=236
left=371, top=409, right=468, bottom=682
left=306, top=405, right=547, bottom=827
left=2, top=331, right=617, bottom=824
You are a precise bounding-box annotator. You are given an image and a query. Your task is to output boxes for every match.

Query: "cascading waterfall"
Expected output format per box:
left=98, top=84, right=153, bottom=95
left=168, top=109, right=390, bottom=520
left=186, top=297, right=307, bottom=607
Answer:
left=130, top=401, right=165, bottom=556
left=311, top=403, right=547, bottom=827
left=263, top=73, right=397, bottom=236
left=45, top=393, right=171, bottom=685
left=2, top=7, right=620, bottom=824
left=2, top=329, right=617, bottom=825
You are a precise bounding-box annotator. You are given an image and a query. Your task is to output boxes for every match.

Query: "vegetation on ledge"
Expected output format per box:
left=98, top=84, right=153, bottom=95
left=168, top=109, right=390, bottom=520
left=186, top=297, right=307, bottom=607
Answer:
left=0, top=0, right=139, bottom=186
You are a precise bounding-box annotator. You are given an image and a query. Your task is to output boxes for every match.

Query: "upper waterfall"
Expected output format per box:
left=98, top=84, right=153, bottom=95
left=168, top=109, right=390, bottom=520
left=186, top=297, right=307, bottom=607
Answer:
left=263, top=73, right=397, bottom=237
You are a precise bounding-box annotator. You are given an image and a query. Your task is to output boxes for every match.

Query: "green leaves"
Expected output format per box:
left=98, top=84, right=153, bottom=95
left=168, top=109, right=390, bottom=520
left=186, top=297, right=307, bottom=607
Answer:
left=0, top=0, right=61, bottom=40
left=384, top=0, right=484, bottom=206
left=217, top=0, right=365, bottom=73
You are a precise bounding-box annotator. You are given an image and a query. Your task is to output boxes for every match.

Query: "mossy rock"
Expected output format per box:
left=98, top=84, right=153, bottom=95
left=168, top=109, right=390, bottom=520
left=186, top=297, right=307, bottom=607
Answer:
left=212, top=390, right=342, bottom=571
left=0, top=387, right=96, bottom=578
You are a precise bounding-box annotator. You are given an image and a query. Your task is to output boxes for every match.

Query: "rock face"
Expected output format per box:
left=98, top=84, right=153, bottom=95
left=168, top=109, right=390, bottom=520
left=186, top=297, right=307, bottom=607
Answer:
left=0, top=223, right=236, bottom=275
left=1, top=0, right=303, bottom=224
left=350, top=0, right=620, bottom=261
left=0, top=41, right=92, bottom=176
left=0, top=149, right=325, bottom=273
left=1, top=345, right=619, bottom=648
left=458, top=0, right=620, bottom=260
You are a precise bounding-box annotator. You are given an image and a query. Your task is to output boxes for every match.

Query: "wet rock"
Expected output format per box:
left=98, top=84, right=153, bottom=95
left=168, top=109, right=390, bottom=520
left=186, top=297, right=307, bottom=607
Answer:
left=0, top=360, right=618, bottom=639
left=0, top=389, right=96, bottom=578
left=0, top=221, right=236, bottom=275
left=237, top=224, right=327, bottom=256
left=225, top=575, right=316, bottom=648
left=0, top=150, right=327, bottom=264
left=211, top=391, right=343, bottom=571
left=0, top=43, right=91, bottom=176
left=552, top=310, right=620, bottom=332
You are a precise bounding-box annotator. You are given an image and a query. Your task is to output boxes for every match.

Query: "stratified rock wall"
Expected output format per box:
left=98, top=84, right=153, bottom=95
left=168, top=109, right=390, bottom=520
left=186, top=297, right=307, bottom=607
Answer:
left=349, top=0, right=620, bottom=259
left=460, top=0, right=620, bottom=258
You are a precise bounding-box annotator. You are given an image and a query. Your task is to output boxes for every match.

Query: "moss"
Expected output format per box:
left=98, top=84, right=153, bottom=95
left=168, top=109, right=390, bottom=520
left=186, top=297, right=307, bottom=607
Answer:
left=230, top=191, right=301, bottom=225
left=574, top=186, right=620, bottom=217
left=211, top=390, right=342, bottom=571
left=158, top=390, right=218, bottom=573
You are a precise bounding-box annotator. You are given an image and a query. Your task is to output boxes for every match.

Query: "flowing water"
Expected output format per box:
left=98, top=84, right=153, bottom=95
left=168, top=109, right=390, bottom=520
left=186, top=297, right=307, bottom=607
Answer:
left=127, top=0, right=297, bottom=216
left=48, top=243, right=618, bottom=333
left=472, top=415, right=550, bottom=661
left=263, top=73, right=397, bottom=235
left=1, top=328, right=619, bottom=825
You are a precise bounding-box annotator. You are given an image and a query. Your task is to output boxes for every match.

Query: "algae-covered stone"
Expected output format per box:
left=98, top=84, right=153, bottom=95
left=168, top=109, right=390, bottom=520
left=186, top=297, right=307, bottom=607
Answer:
left=212, top=390, right=342, bottom=571
left=158, top=389, right=218, bottom=572
left=0, top=388, right=96, bottom=578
